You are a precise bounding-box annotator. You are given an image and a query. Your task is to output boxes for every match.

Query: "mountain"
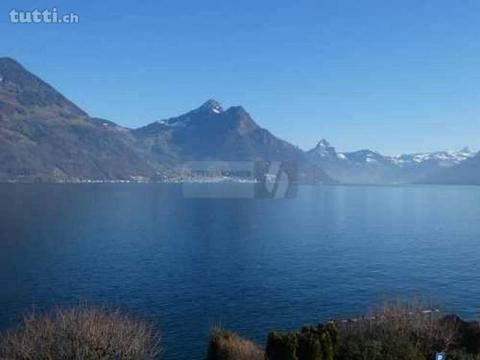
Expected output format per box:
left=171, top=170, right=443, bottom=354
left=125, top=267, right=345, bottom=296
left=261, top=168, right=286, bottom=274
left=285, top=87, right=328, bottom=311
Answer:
left=133, top=100, right=335, bottom=183
left=1, top=57, right=476, bottom=185
left=306, top=139, right=477, bottom=184
left=0, top=58, right=334, bottom=184
left=135, top=100, right=303, bottom=161
left=419, top=154, right=480, bottom=185
left=0, top=57, right=155, bottom=182
left=390, top=147, right=475, bottom=168
left=0, top=58, right=86, bottom=117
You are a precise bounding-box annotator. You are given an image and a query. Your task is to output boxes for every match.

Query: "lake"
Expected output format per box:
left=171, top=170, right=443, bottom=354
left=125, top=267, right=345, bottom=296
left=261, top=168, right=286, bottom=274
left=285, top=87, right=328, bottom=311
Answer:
left=1, top=184, right=480, bottom=359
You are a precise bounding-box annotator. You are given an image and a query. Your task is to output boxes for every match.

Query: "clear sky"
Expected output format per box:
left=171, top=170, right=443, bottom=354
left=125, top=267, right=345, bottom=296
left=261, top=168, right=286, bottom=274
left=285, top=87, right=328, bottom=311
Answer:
left=1, top=0, right=479, bottom=154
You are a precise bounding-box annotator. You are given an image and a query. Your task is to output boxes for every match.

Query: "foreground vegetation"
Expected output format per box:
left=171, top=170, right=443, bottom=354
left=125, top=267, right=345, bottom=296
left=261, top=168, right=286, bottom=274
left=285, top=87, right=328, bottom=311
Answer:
left=208, top=302, right=480, bottom=360
left=2, top=303, right=480, bottom=359
left=0, top=307, right=161, bottom=359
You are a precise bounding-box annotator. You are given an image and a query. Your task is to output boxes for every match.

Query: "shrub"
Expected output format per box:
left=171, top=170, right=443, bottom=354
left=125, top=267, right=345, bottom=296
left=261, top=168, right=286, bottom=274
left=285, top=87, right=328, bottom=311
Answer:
left=335, top=301, right=456, bottom=360
left=266, top=332, right=298, bottom=360
left=206, top=327, right=264, bottom=360
left=266, top=324, right=337, bottom=360
left=444, top=350, right=480, bottom=360
left=0, top=307, right=161, bottom=359
left=441, top=315, right=480, bottom=354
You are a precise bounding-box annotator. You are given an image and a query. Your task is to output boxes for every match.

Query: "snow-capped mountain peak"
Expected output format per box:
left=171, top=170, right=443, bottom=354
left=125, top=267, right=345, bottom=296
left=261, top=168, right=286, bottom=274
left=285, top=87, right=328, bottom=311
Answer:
left=391, top=147, right=477, bottom=167
left=317, top=139, right=332, bottom=148
left=155, top=99, right=225, bottom=128
left=306, top=140, right=478, bottom=184
left=308, top=139, right=342, bottom=159
left=307, top=140, right=477, bottom=168
left=199, top=99, right=224, bottom=114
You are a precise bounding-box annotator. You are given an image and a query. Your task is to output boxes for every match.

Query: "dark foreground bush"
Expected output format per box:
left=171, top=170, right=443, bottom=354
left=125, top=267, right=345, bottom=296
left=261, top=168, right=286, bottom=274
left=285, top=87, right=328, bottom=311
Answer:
left=335, top=301, right=476, bottom=360
left=206, top=328, right=264, bottom=360
left=266, top=324, right=337, bottom=360
left=442, top=315, right=480, bottom=355
left=0, top=307, right=161, bottom=360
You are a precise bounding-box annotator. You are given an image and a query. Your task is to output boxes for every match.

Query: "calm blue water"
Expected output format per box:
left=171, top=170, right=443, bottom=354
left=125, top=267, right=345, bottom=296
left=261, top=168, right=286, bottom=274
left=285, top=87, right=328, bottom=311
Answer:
left=1, top=184, right=480, bottom=359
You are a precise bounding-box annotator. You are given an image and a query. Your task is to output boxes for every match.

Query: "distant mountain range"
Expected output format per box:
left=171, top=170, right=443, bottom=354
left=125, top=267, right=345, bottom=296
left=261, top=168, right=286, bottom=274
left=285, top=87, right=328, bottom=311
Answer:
left=0, top=57, right=478, bottom=185
left=306, top=139, right=478, bottom=184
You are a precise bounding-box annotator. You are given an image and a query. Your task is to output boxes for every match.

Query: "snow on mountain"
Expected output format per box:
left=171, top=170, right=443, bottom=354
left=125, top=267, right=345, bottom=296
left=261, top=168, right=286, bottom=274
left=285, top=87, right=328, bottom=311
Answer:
left=155, top=99, right=225, bottom=128
left=308, top=139, right=477, bottom=168
left=306, top=139, right=478, bottom=184
left=391, top=147, right=476, bottom=167
left=308, top=139, right=347, bottom=161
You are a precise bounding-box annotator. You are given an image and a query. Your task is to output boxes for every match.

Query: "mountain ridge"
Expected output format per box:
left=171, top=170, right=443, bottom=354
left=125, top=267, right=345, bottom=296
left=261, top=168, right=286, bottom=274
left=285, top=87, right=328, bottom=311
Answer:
left=308, top=138, right=477, bottom=166
left=306, top=139, right=477, bottom=184
left=0, top=58, right=334, bottom=183
left=0, top=58, right=477, bottom=185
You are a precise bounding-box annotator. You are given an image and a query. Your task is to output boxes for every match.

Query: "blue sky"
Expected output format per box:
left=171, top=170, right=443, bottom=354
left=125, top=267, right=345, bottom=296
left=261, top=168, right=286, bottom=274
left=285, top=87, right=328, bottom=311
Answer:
left=1, top=0, right=480, bottom=154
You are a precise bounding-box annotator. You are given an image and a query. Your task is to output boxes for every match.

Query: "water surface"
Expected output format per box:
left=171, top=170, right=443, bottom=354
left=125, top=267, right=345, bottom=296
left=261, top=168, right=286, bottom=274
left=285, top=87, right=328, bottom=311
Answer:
left=1, top=184, right=479, bottom=359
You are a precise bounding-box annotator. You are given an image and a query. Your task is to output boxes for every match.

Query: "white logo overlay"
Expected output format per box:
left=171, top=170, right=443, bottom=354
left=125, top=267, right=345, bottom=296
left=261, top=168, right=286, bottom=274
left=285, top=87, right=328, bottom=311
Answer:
left=9, top=8, right=79, bottom=24
left=179, top=160, right=298, bottom=199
